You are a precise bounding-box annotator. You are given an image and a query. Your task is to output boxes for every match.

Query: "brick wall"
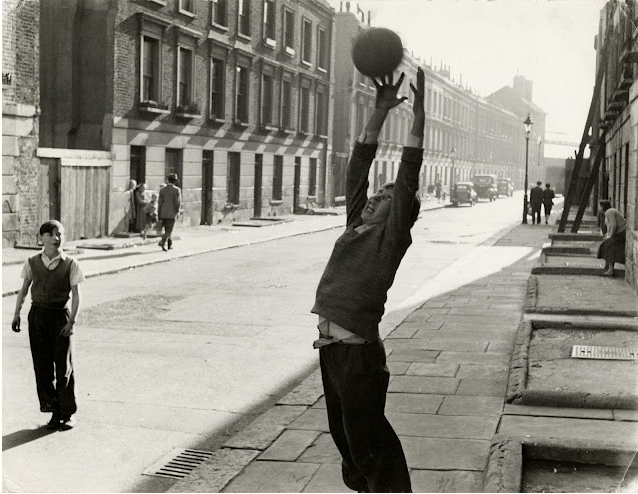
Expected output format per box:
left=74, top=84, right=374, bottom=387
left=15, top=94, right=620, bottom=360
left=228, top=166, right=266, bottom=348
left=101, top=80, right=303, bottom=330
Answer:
left=2, top=0, right=41, bottom=247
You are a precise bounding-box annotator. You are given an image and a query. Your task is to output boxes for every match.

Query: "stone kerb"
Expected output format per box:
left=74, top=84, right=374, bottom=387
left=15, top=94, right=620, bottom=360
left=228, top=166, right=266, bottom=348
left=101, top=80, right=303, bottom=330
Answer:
left=483, top=435, right=638, bottom=493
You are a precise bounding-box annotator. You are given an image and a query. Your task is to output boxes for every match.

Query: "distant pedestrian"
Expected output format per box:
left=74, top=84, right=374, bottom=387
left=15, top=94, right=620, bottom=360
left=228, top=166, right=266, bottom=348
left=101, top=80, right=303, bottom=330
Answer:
left=597, top=200, right=626, bottom=277
left=312, top=69, right=425, bottom=493
left=529, top=181, right=543, bottom=224
left=126, top=179, right=137, bottom=232
left=134, top=183, right=149, bottom=234
left=11, top=220, right=85, bottom=430
left=143, top=193, right=158, bottom=240
left=435, top=181, right=442, bottom=200
left=158, top=174, right=181, bottom=251
left=542, top=183, right=555, bottom=224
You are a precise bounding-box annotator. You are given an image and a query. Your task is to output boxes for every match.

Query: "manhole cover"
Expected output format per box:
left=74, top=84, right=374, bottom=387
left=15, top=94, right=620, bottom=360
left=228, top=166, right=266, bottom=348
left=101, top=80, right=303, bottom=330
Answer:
left=571, top=345, right=638, bottom=360
left=143, top=448, right=213, bottom=479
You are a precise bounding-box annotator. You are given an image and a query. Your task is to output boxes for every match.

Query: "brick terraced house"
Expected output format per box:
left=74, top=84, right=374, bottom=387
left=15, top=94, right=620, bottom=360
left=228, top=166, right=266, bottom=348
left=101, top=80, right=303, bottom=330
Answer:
left=35, top=0, right=335, bottom=240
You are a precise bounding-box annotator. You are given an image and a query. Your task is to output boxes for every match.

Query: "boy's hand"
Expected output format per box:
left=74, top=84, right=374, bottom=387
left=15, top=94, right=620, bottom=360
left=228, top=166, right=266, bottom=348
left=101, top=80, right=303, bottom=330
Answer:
left=11, top=315, right=20, bottom=332
left=61, top=321, right=74, bottom=337
left=372, top=72, right=407, bottom=111
left=410, top=67, right=425, bottom=119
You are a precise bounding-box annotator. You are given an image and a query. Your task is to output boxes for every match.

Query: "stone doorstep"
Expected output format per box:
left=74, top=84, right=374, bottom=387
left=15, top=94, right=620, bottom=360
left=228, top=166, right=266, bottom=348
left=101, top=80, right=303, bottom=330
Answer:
left=549, top=233, right=604, bottom=242
left=532, top=266, right=626, bottom=276
left=506, top=320, right=638, bottom=411
left=484, top=435, right=638, bottom=493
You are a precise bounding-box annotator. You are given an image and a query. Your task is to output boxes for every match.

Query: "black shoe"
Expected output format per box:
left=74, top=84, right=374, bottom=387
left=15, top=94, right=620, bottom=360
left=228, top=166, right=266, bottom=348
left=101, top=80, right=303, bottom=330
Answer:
left=167, top=239, right=173, bottom=250
left=46, top=412, right=61, bottom=430
left=60, top=415, right=76, bottom=430
left=159, top=241, right=167, bottom=252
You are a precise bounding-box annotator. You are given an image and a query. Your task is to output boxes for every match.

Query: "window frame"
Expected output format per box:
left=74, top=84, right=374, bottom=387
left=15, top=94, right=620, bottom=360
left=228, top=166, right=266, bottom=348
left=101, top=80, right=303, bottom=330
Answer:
left=317, top=26, right=328, bottom=72
left=315, top=84, right=328, bottom=137
left=301, top=17, right=312, bottom=66
left=283, top=7, right=295, bottom=56
left=209, top=56, right=226, bottom=120
left=178, top=0, right=196, bottom=17
left=280, top=73, right=293, bottom=130
left=260, top=70, right=275, bottom=127
left=227, top=152, right=241, bottom=205
left=137, top=13, right=169, bottom=108
left=299, top=80, right=311, bottom=133
left=177, top=45, right=195, bottom=108
left=235, top=64, right=250, bottom=124
left=211, top=0, right=228, bottom=29
left=238, top=0, right=251, bottom=39
left=308, top=157, right=317, bottom=197
left=263, top=0, right=276, bottom=47
left=141, top=34, right=161, bottom=103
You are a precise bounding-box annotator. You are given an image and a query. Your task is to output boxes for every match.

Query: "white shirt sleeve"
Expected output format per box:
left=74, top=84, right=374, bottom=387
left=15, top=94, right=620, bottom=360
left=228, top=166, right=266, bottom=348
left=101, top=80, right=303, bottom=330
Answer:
left=69, top=259, right=86, bottom=287
left=20, top=259, right=32, bottom=282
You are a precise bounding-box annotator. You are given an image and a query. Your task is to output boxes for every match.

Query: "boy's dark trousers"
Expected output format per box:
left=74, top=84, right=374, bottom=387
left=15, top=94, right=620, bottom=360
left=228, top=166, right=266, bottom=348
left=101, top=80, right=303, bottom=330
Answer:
left=28, top=306, right=77, bottom=418
left=319, top=340, right=412, bottom=493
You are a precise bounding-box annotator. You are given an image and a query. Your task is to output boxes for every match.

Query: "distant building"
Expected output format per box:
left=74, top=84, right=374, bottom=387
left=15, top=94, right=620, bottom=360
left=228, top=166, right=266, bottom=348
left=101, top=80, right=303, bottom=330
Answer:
left=332, top=5, right=542, bottom=201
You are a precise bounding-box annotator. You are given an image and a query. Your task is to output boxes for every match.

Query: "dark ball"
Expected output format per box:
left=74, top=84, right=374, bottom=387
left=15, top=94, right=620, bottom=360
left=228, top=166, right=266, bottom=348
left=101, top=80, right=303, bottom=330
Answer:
left=352, top=27, right=404, bottom=78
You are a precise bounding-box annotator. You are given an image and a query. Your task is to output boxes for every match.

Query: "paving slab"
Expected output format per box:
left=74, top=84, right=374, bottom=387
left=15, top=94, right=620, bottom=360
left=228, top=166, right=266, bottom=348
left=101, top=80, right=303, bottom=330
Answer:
left=388, top=375, right=459, bottom=394
left=401, top=437, right=491, bottom=470
left=386, top=349, right=440, bottom=362
left=498, top=415, right=638, bottom=445
left=414, top=329, right=515, bottom=342
left=276, top=370, right=323, bottom=407
left=456, top=378, right=507, bottom=396
left=533, top=254, right=624, bottom=276
left=438, top=396, right=504, bottom=416
left=436, top=351, right=511, bottom=365
left=406, top=362, right=459, bottom=377
left=528, top=275, right=638, bottom=316
left=384, top=338, right=432, bottom=351
left=388, top=412, right=498, bottom=439
left=387, top=361, right=411, bottom=375
left=456, top=363, right=510, bottom=379
left=614, top=410, right=638, bottom=421
left=258, top=430, right=321, bottom=461
left=222, top=461, right=320, bottom=493
left=422, top=337, right=489, bottom=352
left=301, top=464, right=352, bottom=493
left=410, top=469, right=485, bottom=493
left=384, top=393, right=444, bottom=414
left=297, top=433, right=341, bottom=464
left=286, top=408, right=330, bottom=433
left=223, top=405, right=307, bottom=450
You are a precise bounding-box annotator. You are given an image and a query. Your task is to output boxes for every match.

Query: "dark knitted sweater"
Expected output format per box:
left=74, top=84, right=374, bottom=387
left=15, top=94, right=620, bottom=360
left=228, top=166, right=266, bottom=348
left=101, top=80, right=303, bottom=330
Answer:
left=312, top=142, right=423, bottom=341
left=29, top=255, right=73, bottom=309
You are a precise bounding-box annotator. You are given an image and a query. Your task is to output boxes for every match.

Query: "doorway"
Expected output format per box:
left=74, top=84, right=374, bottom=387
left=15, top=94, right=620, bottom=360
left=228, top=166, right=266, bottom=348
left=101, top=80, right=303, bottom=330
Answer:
left=201, top=151, right=213, bottom=225
left=293, top=157, right=301, bottom=212
left=254, top=154, right=263, bottom=218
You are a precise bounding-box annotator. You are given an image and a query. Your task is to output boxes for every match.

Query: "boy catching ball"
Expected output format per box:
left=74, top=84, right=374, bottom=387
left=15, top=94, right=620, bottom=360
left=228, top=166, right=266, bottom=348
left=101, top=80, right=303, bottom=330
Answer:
left=12, top=220, right=85, bottom=430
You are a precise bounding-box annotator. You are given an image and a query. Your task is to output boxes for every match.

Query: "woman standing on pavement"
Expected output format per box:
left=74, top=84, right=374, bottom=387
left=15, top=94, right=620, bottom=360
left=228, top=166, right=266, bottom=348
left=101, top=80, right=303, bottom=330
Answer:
left=597, top=200, right=626, bottom=277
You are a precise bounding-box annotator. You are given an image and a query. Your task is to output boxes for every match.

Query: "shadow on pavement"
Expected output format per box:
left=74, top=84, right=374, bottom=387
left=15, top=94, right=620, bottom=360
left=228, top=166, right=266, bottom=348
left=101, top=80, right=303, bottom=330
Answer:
left=2, top=427, right=57, bottom=452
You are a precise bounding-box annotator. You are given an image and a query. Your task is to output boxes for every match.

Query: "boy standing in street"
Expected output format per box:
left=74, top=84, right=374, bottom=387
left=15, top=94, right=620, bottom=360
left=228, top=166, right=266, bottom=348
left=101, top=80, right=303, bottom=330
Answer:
left=12, top=220, right=85, bottom=430
left=311, top=68, right=425, bottom=493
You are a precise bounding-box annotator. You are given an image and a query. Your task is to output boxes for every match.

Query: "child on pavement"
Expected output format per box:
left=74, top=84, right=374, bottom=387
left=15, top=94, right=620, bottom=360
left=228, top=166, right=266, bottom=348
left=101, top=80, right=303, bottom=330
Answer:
left=311, top=68, right=425, bottom=493
left=143, top=193, right=159, bottom=239
left=12, top=220, right=85, bottom=430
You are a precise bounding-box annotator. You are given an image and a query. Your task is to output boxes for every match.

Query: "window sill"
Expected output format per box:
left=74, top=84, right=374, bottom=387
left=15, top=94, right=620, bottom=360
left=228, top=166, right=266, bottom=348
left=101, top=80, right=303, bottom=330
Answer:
left=209, top=117, right=228, bottom=125
left=301, top=60, right=312, bottom=68
left=317, top=66, right=327, bottom=74
left=178, top=8, right=196, bottom=18
left=284, top=46, right=295, bottom=57
left=237, top=32, right=252, bottom=43
left=261, top=124, right=279, bottom=132
left=175, top=112, right=201, bottom=119
left=264, top=38, right=276, bottom=48
left=139, top=103, right=170, bottom=114
left=234, top=119, right=249, bottom=127
left=307, top=195, right=317, bottom=201
left=211, top=21, right=228, bottom=31
left=270, top=200, right=283, bottom=205
left=148, top=0, right=167, bottom=5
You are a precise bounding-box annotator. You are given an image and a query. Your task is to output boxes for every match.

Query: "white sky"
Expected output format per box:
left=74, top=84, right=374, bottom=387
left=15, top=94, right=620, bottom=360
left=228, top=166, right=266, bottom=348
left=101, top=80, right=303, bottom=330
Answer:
left=328, top=0, right=607, bottom=149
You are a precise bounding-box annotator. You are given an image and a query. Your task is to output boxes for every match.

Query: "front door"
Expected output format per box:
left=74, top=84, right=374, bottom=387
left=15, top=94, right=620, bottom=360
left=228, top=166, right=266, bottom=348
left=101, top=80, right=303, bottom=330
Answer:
left=293, top=157, right=301, bottom=212
left=254, top=155, right=263, bottom=218
left=201, top=151, right=213, bottom=225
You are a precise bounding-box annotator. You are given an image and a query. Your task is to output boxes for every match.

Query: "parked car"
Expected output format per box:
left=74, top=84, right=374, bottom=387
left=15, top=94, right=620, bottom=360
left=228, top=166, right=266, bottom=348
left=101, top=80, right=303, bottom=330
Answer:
left=471, top=174, right=498, bottom=201
left=451, top=182, right=477, bottom=207
left=497, top=178, right=514, bottom=197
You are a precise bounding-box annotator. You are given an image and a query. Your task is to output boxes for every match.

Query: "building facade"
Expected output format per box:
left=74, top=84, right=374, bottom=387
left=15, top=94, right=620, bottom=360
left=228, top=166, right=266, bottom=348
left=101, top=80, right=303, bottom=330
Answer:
left=37, top=0, right=335, bottom=240
left=332, top=5, right=544, bottom=202
left=595, top=0, right=638, bottom=290
left=2, top=0, right=41, bottom=247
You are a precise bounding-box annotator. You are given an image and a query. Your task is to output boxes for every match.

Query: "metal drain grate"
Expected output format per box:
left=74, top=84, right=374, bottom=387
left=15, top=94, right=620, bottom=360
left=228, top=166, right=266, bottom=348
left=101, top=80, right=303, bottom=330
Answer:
left=143, top=448, right=214, bottom=479
left=571, top=345, right=638, bottom=360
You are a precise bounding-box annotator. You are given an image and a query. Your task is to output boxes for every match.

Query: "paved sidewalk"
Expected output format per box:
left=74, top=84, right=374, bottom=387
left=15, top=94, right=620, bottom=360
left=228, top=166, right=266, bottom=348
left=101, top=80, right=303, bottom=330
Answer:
left=164, top=215, right=558, bottom=493
left=1, top=199, right=450, bottom=297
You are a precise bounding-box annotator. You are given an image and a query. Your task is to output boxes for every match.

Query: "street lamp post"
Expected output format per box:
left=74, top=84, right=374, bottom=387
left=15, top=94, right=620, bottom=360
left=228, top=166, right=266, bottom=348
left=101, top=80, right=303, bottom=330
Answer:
left=450, top=146, right=457, bottom=196
left=522, top=113, right=534, bottom=224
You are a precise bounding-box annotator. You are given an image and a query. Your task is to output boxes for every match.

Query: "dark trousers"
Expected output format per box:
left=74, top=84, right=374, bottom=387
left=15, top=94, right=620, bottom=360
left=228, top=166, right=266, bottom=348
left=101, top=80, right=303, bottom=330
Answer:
left=319, top=341, right=412, bottom=493
left=531, top=206, right=542, bottom=224
left=543, top=204, right=552, bottom=218
left=160, top=218, right=176, bottom=245
left=28, top=306, right=76, bottom=417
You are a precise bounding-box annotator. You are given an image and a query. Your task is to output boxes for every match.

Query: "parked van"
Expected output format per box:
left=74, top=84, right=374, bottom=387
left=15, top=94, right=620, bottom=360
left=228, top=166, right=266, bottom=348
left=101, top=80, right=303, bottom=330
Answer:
left=470, top=174, right=498, bottom=202
left=497, top=178, right=514, bottom=197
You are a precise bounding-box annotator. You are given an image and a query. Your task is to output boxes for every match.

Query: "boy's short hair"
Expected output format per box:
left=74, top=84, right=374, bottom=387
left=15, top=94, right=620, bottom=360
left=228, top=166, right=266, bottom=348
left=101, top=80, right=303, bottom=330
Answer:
left=545, top=183, right=551, bottom=187
left=536, top=181, right=542, bottom=186
left=382, top=182, right=421, bottom=223
left=599, top=200, right=612, bottom=211
left=39, top=220, right=64, bottom=235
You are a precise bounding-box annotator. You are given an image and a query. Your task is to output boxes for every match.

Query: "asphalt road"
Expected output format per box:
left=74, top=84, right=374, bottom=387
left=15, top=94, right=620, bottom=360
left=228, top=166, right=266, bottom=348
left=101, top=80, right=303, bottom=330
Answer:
left=2, top=193, right=531, bottom=493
